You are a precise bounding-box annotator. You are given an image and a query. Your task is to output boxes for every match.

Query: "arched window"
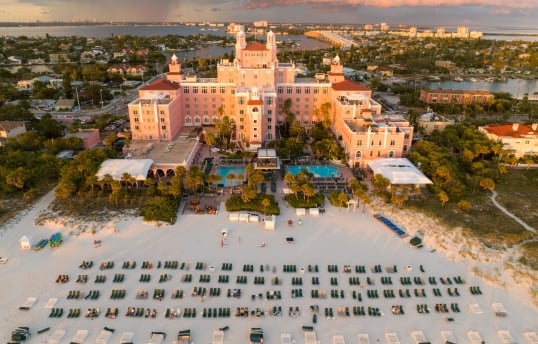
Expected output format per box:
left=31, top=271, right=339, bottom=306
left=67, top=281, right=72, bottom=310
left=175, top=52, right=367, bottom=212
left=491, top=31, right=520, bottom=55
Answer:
left=203, top=116, right=210, bottom=124
left=185, top=116, right=192, bottom=125
left=194, top=116, right=201, bottom=125
left=389, top=150, right=395, bottom=158
left=211, top=116, right=218, bottom=124
left=252, top=107, right=259, bottom=112
left=355, top=151, right=362, bottom=159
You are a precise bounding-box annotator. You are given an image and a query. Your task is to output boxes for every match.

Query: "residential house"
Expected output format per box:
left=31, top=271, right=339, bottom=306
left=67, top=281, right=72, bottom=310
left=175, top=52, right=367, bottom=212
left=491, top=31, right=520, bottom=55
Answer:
left=417, top=112, right=454, bottom=135
left=479, top=123, right=538, bottom=158
left=0, top=121, right=26, bottom=146
left=55, top=99, right=76, bottom=111
left=420, top=88, right=494, bottom=105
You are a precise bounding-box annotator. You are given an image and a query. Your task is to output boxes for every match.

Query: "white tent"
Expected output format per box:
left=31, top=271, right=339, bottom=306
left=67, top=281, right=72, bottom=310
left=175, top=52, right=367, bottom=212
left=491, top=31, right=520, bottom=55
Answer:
left=19, top=235, right=31, bottom=250
left=264, top=215, right=276, bottom=230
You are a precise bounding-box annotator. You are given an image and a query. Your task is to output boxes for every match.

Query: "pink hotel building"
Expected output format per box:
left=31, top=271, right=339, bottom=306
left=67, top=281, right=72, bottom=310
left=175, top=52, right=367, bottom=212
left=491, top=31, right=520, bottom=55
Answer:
left=128, top=30, right=414, bottom=167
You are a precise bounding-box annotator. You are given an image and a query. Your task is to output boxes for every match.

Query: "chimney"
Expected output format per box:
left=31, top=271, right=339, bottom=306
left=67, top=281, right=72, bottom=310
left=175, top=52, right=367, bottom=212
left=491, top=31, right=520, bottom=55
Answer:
left=512, top=123, right=519, bottom=131
left=532, top=123, right=537, bottom=131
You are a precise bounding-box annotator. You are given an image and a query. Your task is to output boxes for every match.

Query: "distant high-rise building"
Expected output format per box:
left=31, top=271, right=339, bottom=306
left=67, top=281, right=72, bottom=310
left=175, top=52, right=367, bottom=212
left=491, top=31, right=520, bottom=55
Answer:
left=380, top=22, right=389, bottom=31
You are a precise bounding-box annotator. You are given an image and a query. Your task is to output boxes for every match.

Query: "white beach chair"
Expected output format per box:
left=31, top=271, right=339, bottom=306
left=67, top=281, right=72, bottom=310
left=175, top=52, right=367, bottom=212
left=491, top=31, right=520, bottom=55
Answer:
left=146, top=332, right=165, bottom=344
left=119, top=332, right=134, bottom=344
left=305, top=331, right=317, bottom=344
left=72, top=329, right=89, bottom=344
left=440, top=330, right=457, bottom=344
left=410, top=331, right=427, bottom=344
left=467, top=331, right=482, bottom=344
left=47, top=329, right=65, bottom=344
left=498, top=331, right=515, bottom=344
left=333, top=335, right=346, bottom=344
left=385, top=332, right=400, bottom=344
left=524, top=332, right=538, bottom=344
left=96, top=330, right=112, bottom=344
left=357, top=334, right=371, bottom=344
left=212, top=330, right=224, bottom=344
left=281, top=333, right=292, bottom=344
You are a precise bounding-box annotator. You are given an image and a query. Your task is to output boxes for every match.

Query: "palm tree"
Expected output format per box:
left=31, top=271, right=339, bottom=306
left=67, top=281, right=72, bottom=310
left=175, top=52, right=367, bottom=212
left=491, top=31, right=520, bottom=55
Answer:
left=226, top=173, right=235, bottom=188
left=236, top=173, right=245, bottom=186
left=301, top=183, right=315, bottom=201
left=438, top=191, right=449, bottom=207
left=261, top=197, right=271, bottom=215
left=337, top=192, right=349, bottom=208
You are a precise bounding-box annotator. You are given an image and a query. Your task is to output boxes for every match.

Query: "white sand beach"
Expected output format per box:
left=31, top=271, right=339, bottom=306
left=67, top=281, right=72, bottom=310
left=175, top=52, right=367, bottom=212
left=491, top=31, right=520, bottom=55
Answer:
left=1, top=191, right=537, bottom=344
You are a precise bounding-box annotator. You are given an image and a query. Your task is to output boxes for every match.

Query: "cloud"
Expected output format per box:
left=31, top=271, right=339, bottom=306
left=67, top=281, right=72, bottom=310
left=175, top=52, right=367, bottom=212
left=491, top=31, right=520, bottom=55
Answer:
left=243, top=0, right=538, bottom=9
left=489, top=8, right=511, bottom=15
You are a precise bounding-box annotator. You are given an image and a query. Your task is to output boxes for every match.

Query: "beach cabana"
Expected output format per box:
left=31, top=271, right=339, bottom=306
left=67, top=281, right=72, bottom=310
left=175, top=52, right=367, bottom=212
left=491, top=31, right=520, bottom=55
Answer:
left=146, top=332, right=166, bottom=344
left=440, top=331, right=456, bottom=344
left=264, top=215, right=276, bottom=230
left=178, top=329, right=191, bottom=344
left=333, top=335, right=346, bottom=344
left=212, top=330, right=224, bottom=344
left=47, top=329, right=65, bottom=344
left=229, top=213, right=239, bottom=222
left=304, top=331, right=317, bottom=344
left=295, top=208, right=306, bottom=216
left=309, top=208, right=319, bottom=216
left=467, top=331, right=482, bottom=344
left=385, top=332, right=400, bottom=344
left=71, top=329, right=88, bottom=344
left=411, top=331, right=428, bottom=344
left=119, top=332, right=134, bottom=344
left=19, top=235, right=31, bottom=250
left=492, top=302, right=508, bottom=317
left=95, top=330, right=112, bottom=344
left=498, top=331, right=515, bottom=344
left=357, top=334, right=371, bottom=344
left=281, top=333, right=292, bottom=344
left=524, top=332, right=538, bottom=344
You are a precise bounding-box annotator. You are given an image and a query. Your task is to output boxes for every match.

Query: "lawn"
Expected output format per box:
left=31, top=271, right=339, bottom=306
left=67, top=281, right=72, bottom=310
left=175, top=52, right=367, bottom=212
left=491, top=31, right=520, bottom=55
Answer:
left=409, top=168, right=538, bottom=250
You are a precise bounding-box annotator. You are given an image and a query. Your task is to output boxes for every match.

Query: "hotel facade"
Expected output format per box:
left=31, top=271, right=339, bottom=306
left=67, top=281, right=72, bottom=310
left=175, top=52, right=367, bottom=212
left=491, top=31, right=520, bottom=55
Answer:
left=128, top=30, right=414, bottom=167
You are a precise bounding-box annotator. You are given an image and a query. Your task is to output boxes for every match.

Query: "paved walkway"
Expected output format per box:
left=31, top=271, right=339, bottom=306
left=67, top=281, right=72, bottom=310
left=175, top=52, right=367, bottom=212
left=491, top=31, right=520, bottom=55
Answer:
left=489, top=190, right=536, bottom=233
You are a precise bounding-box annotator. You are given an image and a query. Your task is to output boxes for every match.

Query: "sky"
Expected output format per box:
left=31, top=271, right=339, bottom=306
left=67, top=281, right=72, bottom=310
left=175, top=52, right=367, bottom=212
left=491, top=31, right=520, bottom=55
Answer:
left=0, top=0, right=537, bottom=29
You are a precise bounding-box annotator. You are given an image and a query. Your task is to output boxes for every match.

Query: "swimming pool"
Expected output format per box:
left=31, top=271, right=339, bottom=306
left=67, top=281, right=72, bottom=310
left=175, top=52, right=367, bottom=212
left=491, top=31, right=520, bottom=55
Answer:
left=215, top=166, right=246, bottom=187
left=287, top=165, right=341, bottom=178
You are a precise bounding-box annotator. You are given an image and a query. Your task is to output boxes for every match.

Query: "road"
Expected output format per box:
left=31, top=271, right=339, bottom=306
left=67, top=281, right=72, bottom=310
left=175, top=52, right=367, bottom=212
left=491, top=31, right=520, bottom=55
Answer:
left=32, top=74, right=165, bottom=120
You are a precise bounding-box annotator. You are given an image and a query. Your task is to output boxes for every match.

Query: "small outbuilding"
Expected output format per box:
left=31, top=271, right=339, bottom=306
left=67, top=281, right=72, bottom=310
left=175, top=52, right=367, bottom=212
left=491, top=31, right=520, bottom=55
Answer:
left=19, top=235, right=31, bottom=250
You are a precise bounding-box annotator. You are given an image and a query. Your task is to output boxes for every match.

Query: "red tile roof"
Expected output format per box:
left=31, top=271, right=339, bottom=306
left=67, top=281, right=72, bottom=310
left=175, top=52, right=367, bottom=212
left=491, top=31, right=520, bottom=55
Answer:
left=482, top=123, right=537, bottom=138
left=140, top=78, right=180, bottom=91
left=244, top=42, right=267, bottom=51
left=332, top=80, right=371, bottom=92
left=247, top=99, right=263, bottom=105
